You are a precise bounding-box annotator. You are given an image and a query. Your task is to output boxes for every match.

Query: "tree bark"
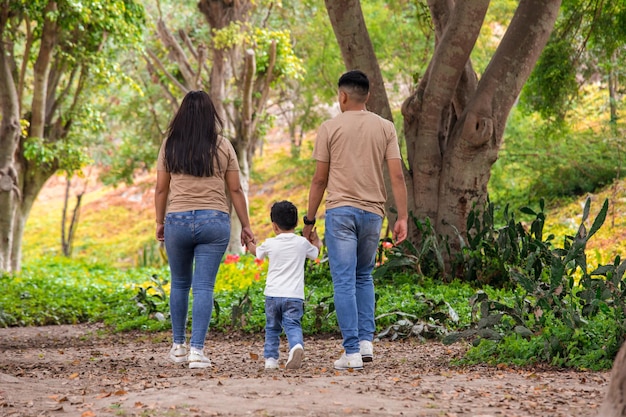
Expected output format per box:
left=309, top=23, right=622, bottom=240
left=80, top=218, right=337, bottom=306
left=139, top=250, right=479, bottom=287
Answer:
left=0, top=2, right=21, bottom=271
left=436, top=0, right=562, bottom=245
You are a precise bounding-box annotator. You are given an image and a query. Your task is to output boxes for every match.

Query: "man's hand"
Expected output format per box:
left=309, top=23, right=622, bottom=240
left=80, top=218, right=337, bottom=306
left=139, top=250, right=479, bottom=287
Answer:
left=303, top=224, right=315, bottom=243
left=393, top=218, right=408, bottom=245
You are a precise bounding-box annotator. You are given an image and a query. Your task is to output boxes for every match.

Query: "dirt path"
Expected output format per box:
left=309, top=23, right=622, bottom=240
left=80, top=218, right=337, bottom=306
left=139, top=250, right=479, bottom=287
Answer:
left=0, top=324, right=609, bottom=416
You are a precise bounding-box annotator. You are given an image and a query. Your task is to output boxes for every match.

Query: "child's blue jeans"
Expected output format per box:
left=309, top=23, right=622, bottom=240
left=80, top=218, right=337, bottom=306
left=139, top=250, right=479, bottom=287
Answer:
left=264, top=296, right=304, bottom=359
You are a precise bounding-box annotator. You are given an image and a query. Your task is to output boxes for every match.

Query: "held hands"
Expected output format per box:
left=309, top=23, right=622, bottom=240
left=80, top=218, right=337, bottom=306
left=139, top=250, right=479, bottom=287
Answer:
left=302, top=224, right=315, bottom=243
left=241, top=226, right=255, bottom=247
left=242, top=227, right=257, bottom=256
left=308, top=227, right=322, bottom=249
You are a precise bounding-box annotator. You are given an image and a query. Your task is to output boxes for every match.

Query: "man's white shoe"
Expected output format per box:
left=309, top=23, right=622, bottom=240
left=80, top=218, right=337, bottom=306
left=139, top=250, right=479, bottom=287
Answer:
left=168, top=343, right=188, bottom=363
left=265, top=357, right=279, bottom=369
left=333, top=352, right=363, bottom=370
left=359, top=340, right=373, bottom=363
left=188, top=348, right=212, bottom=369
left=286, top=344, right=304, bottom=369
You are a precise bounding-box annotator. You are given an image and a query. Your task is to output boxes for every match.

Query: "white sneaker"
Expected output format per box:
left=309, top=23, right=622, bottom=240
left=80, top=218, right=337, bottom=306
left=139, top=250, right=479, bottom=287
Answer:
left=265, top=358, right=279, bottom=369
left=188, top=348, right=212, bottom=369
left=168, top=343, right=188, bottom=363
left=359, top=340, right=373, bottom=362
left=285, top=344, right=304, bottom=369
left=333, top=352, right=363, bottom=370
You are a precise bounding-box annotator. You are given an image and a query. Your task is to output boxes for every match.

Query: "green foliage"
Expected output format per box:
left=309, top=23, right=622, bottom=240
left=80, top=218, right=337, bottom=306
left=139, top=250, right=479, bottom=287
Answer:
left=253, top=28, right=304, bottom=81
left=373, top=217, right=446, bottom=281
left=133, top=274, right=169, bottom=318
left=442, top=197, right=626, bottom=369
left=459, top=311, right=618, bottom=370
left=490, top=104, right=625, bottom=211
left=23, top=136, right=91, bottom=174
left=520, top=38, right=578, bottom=120
left=0, top=256, right=165, bottom=328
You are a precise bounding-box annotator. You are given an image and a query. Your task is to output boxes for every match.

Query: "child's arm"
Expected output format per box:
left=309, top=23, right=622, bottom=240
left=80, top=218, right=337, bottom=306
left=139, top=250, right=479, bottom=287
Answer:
left=246, top=240, right=257, bottom=256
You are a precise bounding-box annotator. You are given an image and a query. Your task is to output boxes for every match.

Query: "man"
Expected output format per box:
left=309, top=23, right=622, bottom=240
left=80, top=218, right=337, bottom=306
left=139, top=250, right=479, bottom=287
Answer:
left=303, top=70, right=408, bottom=370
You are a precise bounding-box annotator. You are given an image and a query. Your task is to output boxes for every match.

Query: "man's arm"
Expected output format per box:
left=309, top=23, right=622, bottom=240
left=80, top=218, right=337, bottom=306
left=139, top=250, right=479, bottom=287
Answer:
left=387, top=158, right=408, bottom=245
left=304, top=161, right=329, bottom=241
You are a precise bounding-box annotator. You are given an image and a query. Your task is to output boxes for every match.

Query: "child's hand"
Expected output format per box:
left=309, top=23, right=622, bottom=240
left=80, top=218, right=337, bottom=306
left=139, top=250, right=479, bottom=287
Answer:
left=245, top=239, right=257, bottom=256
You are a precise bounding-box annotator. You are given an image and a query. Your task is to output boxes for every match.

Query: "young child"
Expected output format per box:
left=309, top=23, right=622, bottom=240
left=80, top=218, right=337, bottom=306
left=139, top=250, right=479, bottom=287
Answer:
left=246, top=200, right=322, bottom=369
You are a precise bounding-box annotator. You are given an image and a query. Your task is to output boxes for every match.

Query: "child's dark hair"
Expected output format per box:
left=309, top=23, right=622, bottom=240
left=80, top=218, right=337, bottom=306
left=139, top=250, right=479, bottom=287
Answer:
left=270, top=200, right=298, bottom=231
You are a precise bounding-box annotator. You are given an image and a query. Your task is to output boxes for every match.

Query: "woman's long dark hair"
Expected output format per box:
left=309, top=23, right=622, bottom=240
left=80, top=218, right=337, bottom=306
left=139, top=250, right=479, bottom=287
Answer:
left=164, top=90, right=224, bottom=177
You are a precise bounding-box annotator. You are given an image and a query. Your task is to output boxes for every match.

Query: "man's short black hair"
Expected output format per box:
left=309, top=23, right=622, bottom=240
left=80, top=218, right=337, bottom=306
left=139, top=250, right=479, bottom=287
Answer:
left=338, top=70, right=370, bottom=96
left=270, top=200, right=298, bottom=231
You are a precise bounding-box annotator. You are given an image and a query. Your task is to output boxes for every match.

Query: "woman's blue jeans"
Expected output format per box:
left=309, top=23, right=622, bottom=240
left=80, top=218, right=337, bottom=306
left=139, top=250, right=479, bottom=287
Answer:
left=164, top=210, right=230, bottom=350
left=264, top=297, right=304, bottom=359
left=325, top=206, right=382, bottom=354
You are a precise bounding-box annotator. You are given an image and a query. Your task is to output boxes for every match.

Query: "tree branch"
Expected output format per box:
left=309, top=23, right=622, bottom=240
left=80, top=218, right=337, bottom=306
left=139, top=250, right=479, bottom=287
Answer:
left=179, top=29, right=198, bottom=61
left=251, top=39, right=276, bottom=133
left=241, top=49, right=255, bottom=145
left=156, top=19, right=196, bottom=87
left=194, top=44, right=206, bottom=90
left=422, top=0, right=488, bottom=125
left=143, top=53, right=179, bottom=110
left=30, top=0, right=59, bottom=139
left=18, top=15, right=34, bottom=111
left=145, top=49, right=189, bottom=94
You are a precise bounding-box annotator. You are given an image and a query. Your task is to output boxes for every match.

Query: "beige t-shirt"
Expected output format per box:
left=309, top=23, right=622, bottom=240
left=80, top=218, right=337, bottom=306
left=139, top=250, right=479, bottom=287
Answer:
left=313, top=110, right=401, bottom=217
left=157, top=137, right=239, bottom=214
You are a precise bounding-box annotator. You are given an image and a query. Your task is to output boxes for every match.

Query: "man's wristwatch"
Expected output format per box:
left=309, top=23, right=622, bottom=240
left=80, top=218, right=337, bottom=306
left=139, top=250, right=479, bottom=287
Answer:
left=303, top=215, right=316, bottom=226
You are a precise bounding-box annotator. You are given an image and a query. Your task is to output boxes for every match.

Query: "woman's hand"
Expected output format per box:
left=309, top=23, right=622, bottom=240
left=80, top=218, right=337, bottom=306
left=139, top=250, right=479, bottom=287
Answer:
left=156, top=224, right=165, bottom=242
left=241, top=226, right=255, bottom=247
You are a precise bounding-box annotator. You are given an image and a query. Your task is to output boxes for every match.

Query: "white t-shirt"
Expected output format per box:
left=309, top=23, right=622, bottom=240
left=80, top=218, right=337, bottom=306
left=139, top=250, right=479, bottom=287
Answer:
left=255, top=233, right=319, bottom=299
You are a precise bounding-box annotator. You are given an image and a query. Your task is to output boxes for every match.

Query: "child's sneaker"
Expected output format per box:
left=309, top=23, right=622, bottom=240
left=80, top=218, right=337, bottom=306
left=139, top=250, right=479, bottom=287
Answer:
left=359, top=340, right=373, bottom=362
left=264, top=358, right=279, bottom=369
left=333, top=352, right=363, bottom=370
left=188, top=348, right=212, bottom=369
left=285, top=344, right=304, bottom=369
left=168, top=343, right=188, bottom=363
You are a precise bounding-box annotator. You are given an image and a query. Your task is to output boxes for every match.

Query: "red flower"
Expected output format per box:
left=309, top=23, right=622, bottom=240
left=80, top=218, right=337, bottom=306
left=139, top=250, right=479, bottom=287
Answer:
left=254, top=258, right=265, bottom=267
left=382, top=241, right=393, bottom=249
left=224, top=254, right=240, bottom=264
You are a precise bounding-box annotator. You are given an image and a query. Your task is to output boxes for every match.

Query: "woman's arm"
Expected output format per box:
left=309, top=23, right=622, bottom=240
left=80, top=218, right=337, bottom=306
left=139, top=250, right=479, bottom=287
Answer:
left=225, top=169, right=255, bottom=245
left=154, top=170, right=171, bottom=241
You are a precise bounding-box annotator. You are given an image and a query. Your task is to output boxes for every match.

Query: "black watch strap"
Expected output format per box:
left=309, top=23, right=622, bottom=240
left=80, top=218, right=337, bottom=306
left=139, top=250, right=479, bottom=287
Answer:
left=303, top=215, right=316, bottom=225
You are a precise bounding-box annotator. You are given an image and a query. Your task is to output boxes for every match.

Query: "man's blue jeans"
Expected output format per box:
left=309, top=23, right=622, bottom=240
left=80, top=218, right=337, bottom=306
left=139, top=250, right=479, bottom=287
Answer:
left=264, top=296, right=304, bottom=359
left=325, top=206, right=382, bottom=354
left=164, top=210, right=230, bottom=350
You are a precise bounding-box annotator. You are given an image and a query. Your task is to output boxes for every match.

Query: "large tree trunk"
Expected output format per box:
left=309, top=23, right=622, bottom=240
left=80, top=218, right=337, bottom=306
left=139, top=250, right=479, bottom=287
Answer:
left=327, top=0, right=562, bottom=278
left=0, top=1, right=60, bottom=272
left=0, top=5, right=21, bottom=271
left=435, top=0, right=561, bottom=251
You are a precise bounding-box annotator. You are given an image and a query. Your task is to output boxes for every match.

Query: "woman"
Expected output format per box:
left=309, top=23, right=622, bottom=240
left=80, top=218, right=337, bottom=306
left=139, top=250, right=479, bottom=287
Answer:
left=154, top=90, right=254, bottom=369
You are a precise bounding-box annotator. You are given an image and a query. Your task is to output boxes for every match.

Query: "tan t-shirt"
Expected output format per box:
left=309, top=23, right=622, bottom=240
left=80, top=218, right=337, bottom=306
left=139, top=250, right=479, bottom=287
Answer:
left=313, top=110, right=401, bottom=217
left=157, top=137, right=239, bottom=214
